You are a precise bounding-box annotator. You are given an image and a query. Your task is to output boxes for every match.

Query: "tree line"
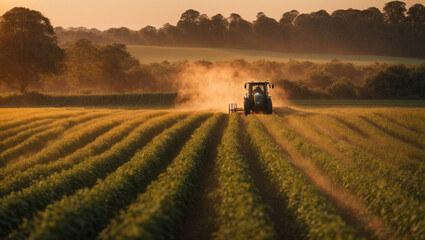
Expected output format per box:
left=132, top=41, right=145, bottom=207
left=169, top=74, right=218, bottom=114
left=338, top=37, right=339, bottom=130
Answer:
left=0, top=7, right=424, bottom=99
left=56, top=1, right=425, bottom=58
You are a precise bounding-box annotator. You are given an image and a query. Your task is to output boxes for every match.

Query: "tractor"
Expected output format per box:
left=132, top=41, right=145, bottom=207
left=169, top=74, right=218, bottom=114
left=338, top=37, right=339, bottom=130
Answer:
left=228, top=81, right=274, bottom=115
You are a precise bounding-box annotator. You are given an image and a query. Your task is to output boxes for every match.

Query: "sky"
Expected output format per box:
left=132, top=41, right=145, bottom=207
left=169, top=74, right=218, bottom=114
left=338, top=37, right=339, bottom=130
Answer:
left=0, top=0, right=420, bottom=30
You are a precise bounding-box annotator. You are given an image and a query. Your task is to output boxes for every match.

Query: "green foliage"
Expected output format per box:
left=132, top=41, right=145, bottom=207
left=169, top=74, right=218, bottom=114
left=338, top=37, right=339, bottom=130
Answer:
left=287, top=114, right=425, bottom=201
left=10, top=113, right=210, bottom=239
left=0, top=112, right=105, bottom=167
left=0, top=7, right=64, bottom=93
left=260, top=114, right=425, bottom=239
left=245, top=115, right=357, bottom=239
left=214, top=113, right=275, bottom=240
left=0, top=107, right=424, bottom=239
left=0, top=112, right=165, bottom=197
left=0, top=113, right=186, bottom=237
left=98, top=113, right=224, bottom=240
left=55, top=3, right=425, bottom=58
left=326, top=78, right=357, bottom=99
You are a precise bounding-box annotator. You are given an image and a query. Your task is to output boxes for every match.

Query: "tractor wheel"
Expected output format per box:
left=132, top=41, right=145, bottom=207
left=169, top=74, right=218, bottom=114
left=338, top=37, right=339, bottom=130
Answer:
left=244, top=99, right=250, bottom=116
left=266, top=99, right=272, bottom=114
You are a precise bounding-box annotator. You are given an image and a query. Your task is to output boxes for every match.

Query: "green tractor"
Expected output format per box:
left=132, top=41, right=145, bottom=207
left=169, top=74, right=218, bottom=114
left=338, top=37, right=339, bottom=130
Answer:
left=229, top=81, right=274, bottom=115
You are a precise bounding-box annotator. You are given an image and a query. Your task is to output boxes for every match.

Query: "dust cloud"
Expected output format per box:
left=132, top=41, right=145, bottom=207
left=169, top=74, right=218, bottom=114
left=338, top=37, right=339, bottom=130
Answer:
left=173, top=62, right=287, bottom=112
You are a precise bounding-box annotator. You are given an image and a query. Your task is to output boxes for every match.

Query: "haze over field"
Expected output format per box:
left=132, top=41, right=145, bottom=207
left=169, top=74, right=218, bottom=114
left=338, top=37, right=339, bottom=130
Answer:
left=0, top=0, right=420, bottom=29
left=127, top=45, right=425, bottom=64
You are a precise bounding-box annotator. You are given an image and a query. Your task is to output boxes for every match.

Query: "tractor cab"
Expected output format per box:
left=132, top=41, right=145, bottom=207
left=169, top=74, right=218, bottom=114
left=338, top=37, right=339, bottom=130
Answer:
left=243, top=81, right=274, bottom=116
left=228, top=81, right=274, bottom=115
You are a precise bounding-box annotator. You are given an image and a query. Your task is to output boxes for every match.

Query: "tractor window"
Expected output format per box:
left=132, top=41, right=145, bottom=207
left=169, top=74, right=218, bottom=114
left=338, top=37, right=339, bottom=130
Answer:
left=253, top=85, right=265, bottom=93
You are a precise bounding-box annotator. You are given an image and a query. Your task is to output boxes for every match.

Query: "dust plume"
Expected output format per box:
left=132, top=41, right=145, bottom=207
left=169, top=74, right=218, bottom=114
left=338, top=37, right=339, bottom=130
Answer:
left=173, top=62, right=287, bottom=112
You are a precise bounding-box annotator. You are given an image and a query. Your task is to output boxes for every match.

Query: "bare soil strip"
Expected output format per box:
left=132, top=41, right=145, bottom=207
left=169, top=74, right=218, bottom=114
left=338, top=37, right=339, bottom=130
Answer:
left=175, top=116, right=228, bottom=240
left=258, top=116, right=391, bottom=240
left=239, top=115, right=298, bottom=240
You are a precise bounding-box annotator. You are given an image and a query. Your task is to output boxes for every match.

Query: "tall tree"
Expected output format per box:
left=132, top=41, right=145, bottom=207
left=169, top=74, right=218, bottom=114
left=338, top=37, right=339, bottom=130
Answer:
left=0, top=7, right=64, bottom=93
left=406, top=4, right=425, bottom=24
left=383, top=1, right=407, bottom=24
left=177, top=9, right=201, bottom=37
left=64, top=39, right=101, bottom=89
left=100, top=43, right=138, bottom=92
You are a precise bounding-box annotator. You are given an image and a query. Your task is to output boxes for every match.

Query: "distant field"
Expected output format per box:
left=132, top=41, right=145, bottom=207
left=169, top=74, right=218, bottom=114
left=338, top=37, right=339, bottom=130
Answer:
left=128, top=45, right=425, bottom=65
left=0, top=106, right=424, bottom=239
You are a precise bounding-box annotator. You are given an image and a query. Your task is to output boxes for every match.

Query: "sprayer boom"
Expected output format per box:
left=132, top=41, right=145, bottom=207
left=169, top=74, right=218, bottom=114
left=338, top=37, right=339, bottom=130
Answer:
left=228, top=103, right=243, bottom=114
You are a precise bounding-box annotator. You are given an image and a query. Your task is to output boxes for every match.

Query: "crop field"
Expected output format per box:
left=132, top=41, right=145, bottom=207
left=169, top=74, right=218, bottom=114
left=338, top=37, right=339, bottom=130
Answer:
left=0, top=106, right=424, bottom=239
left=128, top=45, right=425, bottom=65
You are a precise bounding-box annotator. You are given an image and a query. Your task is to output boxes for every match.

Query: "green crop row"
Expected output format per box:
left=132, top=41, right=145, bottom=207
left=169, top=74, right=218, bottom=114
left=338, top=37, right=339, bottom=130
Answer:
left=331, top=112, right=425, bottom=162
left=308, top=113, right=425, bottom=175
left=0, top=109, right=43, bottom=122
left=0, top=118, right=57, bottom=142
left=0, top=112, right=107, bottom=167
left=0, top=112, right=186, bottom=237
left=286, top=114, right=425, bottom=201
left=0, top=110, right=87, bottom=131
left=9, top=113, right=210, bottom=240
left=0, top=113, right=119, bottom=173
left=245, top=115, right=358, bottom=240
left=0, top=112, right=164, bottom=197
left=360, top=112, right=425, bottom=149
left=0, top=112, right=95, bottom=153
left=0, top=111, right=143, bottom=179
left=98, top=113, right=224, bottom=240
left=259, top=114, right=425, bottom=239
left=213, top=113, right=275, bottom=240
left=0, top=119, right=60, bottom=152
left=374, top=109, right=425, bottom=135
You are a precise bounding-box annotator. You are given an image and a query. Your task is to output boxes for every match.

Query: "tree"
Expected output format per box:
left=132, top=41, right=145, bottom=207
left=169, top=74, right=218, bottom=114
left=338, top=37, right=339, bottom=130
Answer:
left=406, top=4, right=425, bottom=24
left=307, top=71, right=334, bottom=90
left=177, top=9, right=201, bottom=37
left=363, top=65, right=411, bottom=98
left=99, top=43, right=139, bottom=92
left=64, top=39, right=101, bottom=90
left=326, top=78, right=357, bottom=98
left=0, top=7, right=64, bottom=93
left=280, top=10, right=299, bottom=25
left=254, top=12, right=280, bottom=37
left=228, top=13, right=252, bottom=35
left=383, top=1, right=407, bottom=24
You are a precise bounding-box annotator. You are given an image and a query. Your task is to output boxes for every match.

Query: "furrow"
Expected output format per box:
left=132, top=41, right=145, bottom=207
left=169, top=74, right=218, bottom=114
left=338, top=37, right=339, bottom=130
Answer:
left=245, top=115, right=358, bottom=239
left=0, top=112, right=186, bottom=237
left=97, top=113, right=224, bottom=240
left=0, top=111, right=165, bottom=197
left=331, top=113, right=425, bottom=162
left=258, top=114, right=425, bottom=239
left=308, top=113, right=425, bottom=174
left=211, top=113, right=275, bottom=240
left=0, top=110, right=88, bottom=131
left=285, top=114, right=425, bottom=201
left=0, top=112, right=107, bottom=167
left=10, top=113, right=210, bottom=240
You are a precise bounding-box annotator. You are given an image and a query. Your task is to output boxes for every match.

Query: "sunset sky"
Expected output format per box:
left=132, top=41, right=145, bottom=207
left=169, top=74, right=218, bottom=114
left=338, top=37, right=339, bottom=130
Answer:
left=0, top=0, right=420, bottom=30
